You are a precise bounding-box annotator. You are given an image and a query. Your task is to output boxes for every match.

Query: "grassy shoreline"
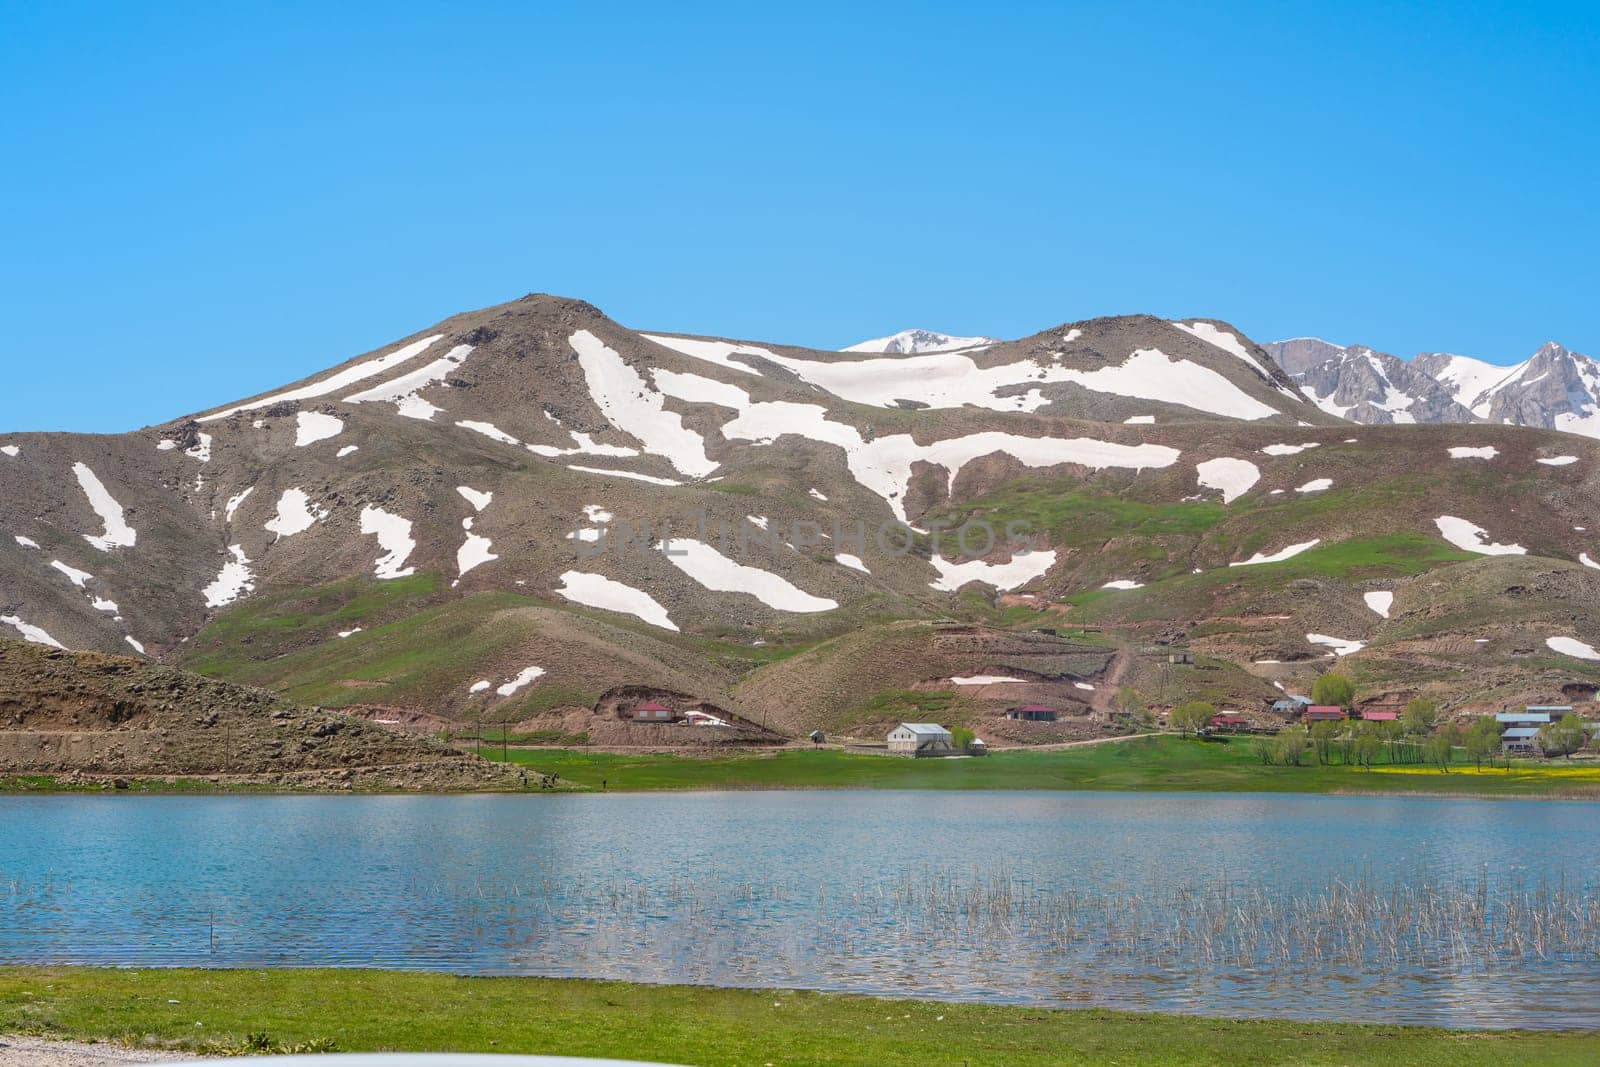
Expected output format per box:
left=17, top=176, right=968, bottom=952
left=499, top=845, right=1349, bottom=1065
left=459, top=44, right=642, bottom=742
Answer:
left=3, top=967, right=1597, bottom=1065
left=5, top=737, right=1598, bottom=798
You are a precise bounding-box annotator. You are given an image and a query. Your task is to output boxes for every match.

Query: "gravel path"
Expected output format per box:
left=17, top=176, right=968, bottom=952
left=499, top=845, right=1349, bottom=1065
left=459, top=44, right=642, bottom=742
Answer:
left=0, top=1035, right=190, bottom=1066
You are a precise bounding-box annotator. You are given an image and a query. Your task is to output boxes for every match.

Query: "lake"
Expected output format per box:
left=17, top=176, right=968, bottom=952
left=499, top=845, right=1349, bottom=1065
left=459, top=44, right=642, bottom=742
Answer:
left=2, top=790, right=1597, bottom=1029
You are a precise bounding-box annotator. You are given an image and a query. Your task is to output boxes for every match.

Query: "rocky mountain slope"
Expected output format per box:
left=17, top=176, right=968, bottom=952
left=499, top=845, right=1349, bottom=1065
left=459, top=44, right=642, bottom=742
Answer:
left=1266, top=337, right=1600, bottom=436
left=1, top=294, right=1597, bottom=743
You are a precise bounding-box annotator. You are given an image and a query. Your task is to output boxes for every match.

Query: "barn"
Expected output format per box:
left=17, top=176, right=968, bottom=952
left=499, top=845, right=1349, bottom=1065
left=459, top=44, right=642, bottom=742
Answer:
left=887, top=723, right=954, bottom=756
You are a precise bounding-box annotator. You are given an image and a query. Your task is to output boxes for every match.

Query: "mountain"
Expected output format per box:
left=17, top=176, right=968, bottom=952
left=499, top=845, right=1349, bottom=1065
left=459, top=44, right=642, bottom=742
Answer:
left=2, top=295, right=1597, bottom=749
left=1266, top=338, right=1600, bottom=438
left=842, top=328, right=1000, bottom=354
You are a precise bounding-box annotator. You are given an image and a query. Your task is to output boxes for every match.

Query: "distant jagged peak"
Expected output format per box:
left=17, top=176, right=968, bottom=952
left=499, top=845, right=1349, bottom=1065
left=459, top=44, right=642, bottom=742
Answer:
left=842, top=328, right=999, bottom=355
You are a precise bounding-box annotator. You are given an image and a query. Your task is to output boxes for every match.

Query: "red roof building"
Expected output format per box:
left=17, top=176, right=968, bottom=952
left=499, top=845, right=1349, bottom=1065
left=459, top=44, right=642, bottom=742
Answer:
left=628, top=701, right=678, bottom=722
left=1361, top=710, right=1399, bottom=722
left=1209, top=713, right=1250, bottom=729
left=1304, top=705, right=1346, bottom=722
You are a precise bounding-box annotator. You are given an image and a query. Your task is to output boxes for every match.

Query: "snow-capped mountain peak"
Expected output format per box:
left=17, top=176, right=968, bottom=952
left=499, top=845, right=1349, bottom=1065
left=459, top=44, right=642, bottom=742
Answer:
left=842, top=328, right=999, bottom=354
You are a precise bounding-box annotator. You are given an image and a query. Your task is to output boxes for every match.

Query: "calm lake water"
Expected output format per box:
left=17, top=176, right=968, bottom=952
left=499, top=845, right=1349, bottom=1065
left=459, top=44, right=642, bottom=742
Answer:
left=2, top=791, right=1598, bottom=1029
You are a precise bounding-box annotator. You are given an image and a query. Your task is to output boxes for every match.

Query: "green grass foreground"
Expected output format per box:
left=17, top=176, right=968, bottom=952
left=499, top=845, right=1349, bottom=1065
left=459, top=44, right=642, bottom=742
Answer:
left=488, top=736, right=1600, bottom=797
left=2, top=968, right=1596, bottom=1066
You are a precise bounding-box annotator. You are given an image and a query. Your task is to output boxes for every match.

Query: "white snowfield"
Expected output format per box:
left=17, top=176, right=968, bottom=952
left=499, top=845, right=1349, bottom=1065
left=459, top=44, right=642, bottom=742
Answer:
left=295, top=411, right=344, bottom=446
left=1364, top=590, right=1395, bottom=618
left=1547, top=636, right=1600, bottom=661
left=649, top=333, right=1281, bottom=419
left=50, top=560, right=93, bottom=588
left=359, top=506, right=417, bottom=579
left=1123, top=415, right=1155, bottom=424
left=1307, top=633, right=1365, bottom=656
left=1230, top=539, right=1321, bottom=567
left=345, top=343, right=474, bottom=420
left=641, top=333, right=777, bottom=375
left=929, top=549, right=1057, bottom=592
left=1, top=614, right=64, bottom=648
left=456, top=487, right=493, bottom=512
left=91, top=597, right=117, bottom=613
left=496, top=665, right=546, bottom=697
left=1296, top=477, right=1333, bottom=493
left=1102, top=579, right=1144, bottom=590
left=184, top=432, right=213, bottom=463
left=199, top=334, right=443, bottom=422
left=567, top=464, right=683, bottom=486
left=1433, top=352, right=1517, bottom=414
left=834, top=552, right=869, bottom=574
left=337, top=445, right=359, bottom=458
left=1195, top=457, right=1260, bottom=504
left=1581, top=553, right=1600, bottom=570
left=1538, top=455, right=1579, bottom=466
left=654, top=366, right=1180, bottom=522
left=664, top=538, right=838, bottom=612
left=1172, top=321, right=1296, bottom=397
left=125, top=635, right=146, bottom=654
left=556, top=570, right=679, bottom=631
left=1434, top=515, right=1527, bottom=556
left=0, top=445, right=18, bottom=457
left=265, top=488, right=326, bottom=540
left=1447, top=446, right=1499, bottom=460
left=14, top=535, right=39, bottom=549
left=457, top=419, right=522, bottom=445
left=469, top=680, right=491, bottom=693
left=203, top=545, right=256, bottom=608
left=843, top=328, right=998, bottom=354
left=1261, top=442, right=1318, bottom=456
left=951, top=675, right=1024, bottom=685
left=571, top=330, right=718, bottom=477
left=72, top=463, right=137, bottom=551
left=457, top=514, right=498, bottom=577
left=224, top=486, right=255, bottom=523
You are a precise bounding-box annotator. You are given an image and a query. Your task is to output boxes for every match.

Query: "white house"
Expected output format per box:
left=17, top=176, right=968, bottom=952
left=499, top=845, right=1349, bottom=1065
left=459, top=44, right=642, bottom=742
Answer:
left=887, top=722, right=954, bottom=757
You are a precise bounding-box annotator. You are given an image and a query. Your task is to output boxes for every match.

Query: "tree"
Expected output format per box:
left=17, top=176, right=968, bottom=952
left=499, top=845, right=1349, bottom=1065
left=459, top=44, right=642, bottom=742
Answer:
left=950, top=725, right=977, bottom=751
left=1170, top=701, right=1215, bottom=738
left=1464, top=716, right=1502, bottom=770
left=1275, top=725, right=1309, bottom=767
left=1402, top=698, right=1438, bottom=738
left=1311, top=673, right=1355, bottom=708
left=1425, top=725, right=1460, bottom=772
left=1354, top=724, right=1382, bottom=770
left=1538, top=713, right=1588, bottom=760
left=1310, top=720, right=1341, bottom=765
left=1114, top=687, right=1151, bottom=729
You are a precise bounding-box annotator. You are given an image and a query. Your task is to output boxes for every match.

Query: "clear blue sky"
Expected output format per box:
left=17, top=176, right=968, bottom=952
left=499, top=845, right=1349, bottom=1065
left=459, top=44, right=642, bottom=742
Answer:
left=3, top=1, right=1596, bottom=432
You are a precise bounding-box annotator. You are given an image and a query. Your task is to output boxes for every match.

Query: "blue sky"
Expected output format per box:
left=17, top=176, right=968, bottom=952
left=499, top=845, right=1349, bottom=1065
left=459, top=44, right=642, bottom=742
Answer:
left=2, top=1, right=1596, bottom=432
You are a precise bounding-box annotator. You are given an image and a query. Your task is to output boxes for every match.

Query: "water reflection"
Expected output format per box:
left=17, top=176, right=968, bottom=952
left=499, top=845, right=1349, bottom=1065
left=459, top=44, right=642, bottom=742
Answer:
left=1, top=791, right=1597, bottom=1029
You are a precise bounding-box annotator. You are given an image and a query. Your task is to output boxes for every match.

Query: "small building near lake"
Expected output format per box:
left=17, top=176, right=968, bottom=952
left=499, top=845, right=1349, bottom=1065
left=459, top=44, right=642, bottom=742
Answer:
left=1007, top=705, right=1058, bottom=722
left=1304, top=705, right=1347, bottom=723
left=1208, top=713, right=1250, bottom=732
left=887, top=722, right=955, bottom=756
left=1497, top=707, right=1565, bottom=753
left=628, top=701, right=680, bottom=723
left=1271, top=695, right=1312, bottom=717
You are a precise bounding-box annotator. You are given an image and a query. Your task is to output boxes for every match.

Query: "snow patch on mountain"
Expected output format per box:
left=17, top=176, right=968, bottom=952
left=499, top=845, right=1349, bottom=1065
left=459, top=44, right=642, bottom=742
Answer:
left=203, top=545, right=256, bottom=608
left=2, top=614, right=64, bottom=648
left=224, top=487, right=254, bottom=524
left=1546, top=636, right=1600, bottom=661
left=842, top=329, right=998, bottom=355
left=929, top=549, right=1057, bottom=592
left=1448, top=446, right=1498, bottom=459
left=1172, top=321, right=1295, bottom=396
left=50, top=560, right=93, bottom=588
left=265, top=488, right=326, bottom=540
left=456, top=487, right=493, bottom=512
left=1434, top=515, right=1526, bottom=556
left=1231, top=539, right=1321, bottom=567
left=571, top=330, right=718, bottom=478
left=663, top=538, right=837, bottom=612
left=359, top=506, right=417, bottom=579
left=0, top=445, right=18, bottom=458
left=1364, top=591, right=1394, bottom=617
left=345, top=344, right=473, bottom=421
left=556, top=570, right=679, bottom=631
left=496, top=665, right=546, bottom=697
left=1195, top=458, right=1260, bottom=504
left=200, top=335, right=443, bottom=422
left=72, top=463, right=136, bottom=551
left=1307, top=633, right=1365, bottom=656
left=295, top=412, right=344, bottom=447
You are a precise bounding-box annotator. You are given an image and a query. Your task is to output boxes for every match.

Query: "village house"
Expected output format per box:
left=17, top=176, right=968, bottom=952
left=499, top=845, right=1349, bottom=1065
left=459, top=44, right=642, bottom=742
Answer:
left=1208, top=713, right=1250, bottom=732
left=1303, top=705, right=1346, bottom=723
left=887, top=722, right=955, bottom=756
left=627, top=701, right=680, bottom=723
left=1361, top=709, right=1399, bottom=723
left=1497, top=706, right=1566, bottom=753
left=1006, top=705, right=1058, bottom=722
left=1270, top=695, right=1312, bottom=717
